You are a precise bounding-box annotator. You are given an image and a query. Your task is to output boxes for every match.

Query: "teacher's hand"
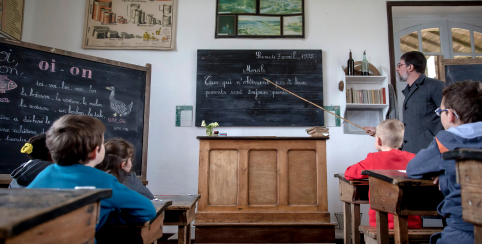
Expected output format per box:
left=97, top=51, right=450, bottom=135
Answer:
left=364, top=127, right=376, bottom=137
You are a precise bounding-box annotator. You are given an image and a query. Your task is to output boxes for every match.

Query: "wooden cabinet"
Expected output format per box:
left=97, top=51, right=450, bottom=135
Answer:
left=195, top=136, right=335, bottom=243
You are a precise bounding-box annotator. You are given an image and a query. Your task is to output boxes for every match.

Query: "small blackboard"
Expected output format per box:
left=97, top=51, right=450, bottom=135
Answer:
left=438, top=57, right=482, bottom=84
left=445, top=63, right=482, bottom=84
left=196, top=49, right=323, bottom=126
left=0, top=38, right=151, bottom=178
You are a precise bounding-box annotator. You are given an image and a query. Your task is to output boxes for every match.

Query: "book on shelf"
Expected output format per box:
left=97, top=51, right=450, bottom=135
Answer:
left=346, top=87, right=386, bottom=105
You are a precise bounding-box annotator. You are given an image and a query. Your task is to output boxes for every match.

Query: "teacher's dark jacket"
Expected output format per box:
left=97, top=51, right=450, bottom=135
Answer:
left=402, top=74, right=445, bottom=154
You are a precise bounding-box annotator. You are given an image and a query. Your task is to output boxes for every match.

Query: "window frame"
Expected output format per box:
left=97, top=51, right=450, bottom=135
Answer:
left=448, top=22, right=482, bottom=58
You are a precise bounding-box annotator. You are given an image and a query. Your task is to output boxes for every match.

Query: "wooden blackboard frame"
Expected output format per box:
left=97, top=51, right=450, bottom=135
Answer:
left=0, top=38, right=152, bottom=181
left=436, top=55, right=482, bottom=83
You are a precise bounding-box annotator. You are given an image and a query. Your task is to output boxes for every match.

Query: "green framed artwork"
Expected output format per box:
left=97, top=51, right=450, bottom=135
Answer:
left=283, top=15, right=302, bottom=35
left=218, top=0, right=256, bottom=14
left=238, top=16, right=281, bottom=36
left=217, top=15, right=236, bottom=36
left=215, top=0, right=304, bottom=38
left=260, top=0, right=302, bottom=14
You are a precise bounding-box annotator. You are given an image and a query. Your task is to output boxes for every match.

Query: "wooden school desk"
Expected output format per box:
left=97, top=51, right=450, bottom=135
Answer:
left=95, top=198, right=172, bottom=244
left=0, top=188, right=112, bottom=244
left=334, top=173, right=369, bottom=244
left=443, top=148, right=482, bottom=244
left=155, top=195, right=201, bottom=244
left=0, top=175, right=12, bottom=188
left=362, top=170, right=444, bottom=244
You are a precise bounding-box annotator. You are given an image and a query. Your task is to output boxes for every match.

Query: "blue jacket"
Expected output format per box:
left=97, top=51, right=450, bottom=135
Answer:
left=407, top=122, right=482, bottom=232
left=27, top=164, right=156, bottom=231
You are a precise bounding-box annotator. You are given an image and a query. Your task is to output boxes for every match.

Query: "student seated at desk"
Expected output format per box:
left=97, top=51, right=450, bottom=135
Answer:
left=95, top=138, right=154, bottom=200
left=407, top=81, right=482, bottom=244
left=345, top=119, right=422, bottom=229
left=9, top=134, right=53, bottom=188
left=27, top=114, right=156, bottom=232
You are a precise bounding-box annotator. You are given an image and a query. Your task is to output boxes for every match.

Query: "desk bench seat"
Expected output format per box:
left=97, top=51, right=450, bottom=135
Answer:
left=359, top=226, right=443, bottom=244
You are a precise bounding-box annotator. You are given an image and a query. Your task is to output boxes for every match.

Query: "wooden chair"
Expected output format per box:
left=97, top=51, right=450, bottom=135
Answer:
left=359, top=226, right=443, bottom=244
left=334, top=173, right=369, bottom=244
left=443, top=148, right=482, bottom=244
left=0, top=189, right=111, bottom=244
left=95, top=199, right=172, bottom=244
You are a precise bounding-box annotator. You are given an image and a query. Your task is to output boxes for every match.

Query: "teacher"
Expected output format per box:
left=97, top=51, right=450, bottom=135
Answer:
left=365, top=51, right=445, bottom=154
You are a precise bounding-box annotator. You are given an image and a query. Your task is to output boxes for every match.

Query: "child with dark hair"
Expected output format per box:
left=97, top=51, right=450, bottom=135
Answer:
left=96, top=138, right=154, bottom=200
left=407, top=81, right=482, bottom=244
left=9, top=134, right=53, bottom=188
left=27, top=114, right=156, bottom=233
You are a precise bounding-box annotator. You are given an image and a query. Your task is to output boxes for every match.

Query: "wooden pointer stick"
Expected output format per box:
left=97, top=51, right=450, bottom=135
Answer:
left=263, top=78, right=366, bottom=131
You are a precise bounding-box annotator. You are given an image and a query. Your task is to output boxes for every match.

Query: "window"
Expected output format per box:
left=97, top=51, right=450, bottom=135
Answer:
left=395, top=21, right=482, bottom=80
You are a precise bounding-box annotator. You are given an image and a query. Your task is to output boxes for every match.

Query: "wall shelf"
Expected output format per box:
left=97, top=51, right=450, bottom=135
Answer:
left=341, top=67, right=389, bottom=134
left=346, top=103, right=388, bottom=109
left=345, top=76, right=386, bottom=83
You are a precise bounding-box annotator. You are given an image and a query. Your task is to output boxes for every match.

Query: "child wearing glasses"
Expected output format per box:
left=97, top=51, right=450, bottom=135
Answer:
left=345, top=119, right=422, bottom=229
left=407, top=80, right=482, bottom=244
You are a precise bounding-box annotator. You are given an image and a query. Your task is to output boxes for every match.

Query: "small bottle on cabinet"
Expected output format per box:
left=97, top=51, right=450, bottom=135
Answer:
left=347, top=49, right=354, bottom=75
left=361, top=50, right=369, bottom=76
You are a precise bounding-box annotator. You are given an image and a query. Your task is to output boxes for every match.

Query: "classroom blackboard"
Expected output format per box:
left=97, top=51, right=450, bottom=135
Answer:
left=0, top=38, right=151, bottom=178
left=196, top=50, right=323, bottom=126
left=445, top=63, right=482, bottom=84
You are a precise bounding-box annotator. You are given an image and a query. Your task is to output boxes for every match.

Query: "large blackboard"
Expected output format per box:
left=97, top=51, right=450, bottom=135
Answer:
left=196, top=50, right=323, bottom=126
left=0, top=38, right=151, bottom=178
left=445, top=63, right=482, bottom=84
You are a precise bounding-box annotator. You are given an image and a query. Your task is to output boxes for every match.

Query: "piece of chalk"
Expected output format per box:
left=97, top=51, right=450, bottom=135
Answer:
left=75, top=186, right=96, bottom=189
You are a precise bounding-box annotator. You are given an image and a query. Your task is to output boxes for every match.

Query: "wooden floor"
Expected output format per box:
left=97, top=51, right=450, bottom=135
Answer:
left=160, top=227, right=346, bottom=244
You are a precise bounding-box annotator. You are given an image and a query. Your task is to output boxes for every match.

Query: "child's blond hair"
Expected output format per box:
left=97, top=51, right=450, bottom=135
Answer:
left=375, top=119, right=405, bottom=149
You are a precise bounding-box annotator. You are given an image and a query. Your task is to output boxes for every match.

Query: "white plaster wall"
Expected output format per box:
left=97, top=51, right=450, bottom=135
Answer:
left=19, top=0, right=437, bottom=227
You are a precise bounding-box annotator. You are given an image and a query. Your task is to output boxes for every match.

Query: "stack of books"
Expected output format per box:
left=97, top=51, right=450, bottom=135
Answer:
left=346, top=87, right=386, bottom=104
left=306, top=127, right=329, bottom=137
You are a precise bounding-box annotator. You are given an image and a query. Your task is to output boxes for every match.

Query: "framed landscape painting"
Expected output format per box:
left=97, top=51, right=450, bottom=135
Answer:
left=283, top=15, right=302, bottom=36
left=238, top=16, right=280, bottom=36
left=260, top=0, right=302, bottom=14
left=218, top=0, right=256, bottom=14
left=215, top=0, right=304, bottom=38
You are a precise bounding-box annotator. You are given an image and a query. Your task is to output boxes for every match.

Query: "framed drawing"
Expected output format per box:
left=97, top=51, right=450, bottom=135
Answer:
left=0, top=0, right=25, bottom=40
left=82, top=0, right=176, bottom=50
left=215, top=0, right=304, bottom=38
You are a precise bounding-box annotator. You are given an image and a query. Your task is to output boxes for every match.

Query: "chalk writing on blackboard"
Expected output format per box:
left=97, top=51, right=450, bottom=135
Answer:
left=196, top=49, right=323, bottom=126
left=0, top=39, right=149, bottom=176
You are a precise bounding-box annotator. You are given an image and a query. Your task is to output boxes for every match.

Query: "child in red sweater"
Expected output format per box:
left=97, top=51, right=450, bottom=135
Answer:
left=345, top=119, right=422, bottom=229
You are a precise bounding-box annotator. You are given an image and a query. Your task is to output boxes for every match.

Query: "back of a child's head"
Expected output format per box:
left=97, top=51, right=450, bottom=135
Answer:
left=442, top=81, right=482, bottom=124
left=96, top=138, right=135, bottom=174
left=21, top=134, right=50, bottom=161
left=104, top=138, right=135, bottom=160
left=96, top=154, right=126, bottom=179
left=46, top=114, right=105, bottom=165
left=376, top=119, right=405, bottom=149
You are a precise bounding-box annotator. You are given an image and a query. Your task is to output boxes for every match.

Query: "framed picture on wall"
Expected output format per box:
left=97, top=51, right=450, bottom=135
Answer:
left=215, top=0, right=304, bottom=38
left=82, top=0, right=176, bottom=50
left=217, top=15, right=236, bottom=36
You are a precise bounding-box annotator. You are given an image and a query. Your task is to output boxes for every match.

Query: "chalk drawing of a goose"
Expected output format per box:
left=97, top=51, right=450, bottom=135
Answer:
left=106, top=86, right=133, bottom=117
